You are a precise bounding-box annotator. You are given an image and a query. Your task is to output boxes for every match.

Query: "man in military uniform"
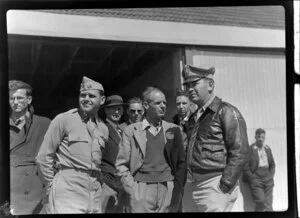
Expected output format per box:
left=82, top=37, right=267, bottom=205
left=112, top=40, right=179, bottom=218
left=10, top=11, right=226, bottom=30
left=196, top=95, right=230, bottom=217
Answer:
left=243, top=128, right=275, bottom=211
left=182, top=64, right=249, bottom=212
left=36, top=76, right=108, bottom=214
left=9, top=80, right=51, bottom=215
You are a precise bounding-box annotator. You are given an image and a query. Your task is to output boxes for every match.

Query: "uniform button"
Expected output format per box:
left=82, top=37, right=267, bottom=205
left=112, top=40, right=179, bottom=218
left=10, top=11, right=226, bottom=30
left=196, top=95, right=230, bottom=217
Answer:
left=26, top=153, right=31, bottom=157
left=24, top=191, right=29, bottom=195
left=25, top=171, right=29, bottom=176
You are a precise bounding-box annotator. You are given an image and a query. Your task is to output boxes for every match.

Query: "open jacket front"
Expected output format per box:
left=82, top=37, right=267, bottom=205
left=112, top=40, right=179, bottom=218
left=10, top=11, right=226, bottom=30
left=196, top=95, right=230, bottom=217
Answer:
left=115, top=120, right=187, bottom=212
left=187, top=96, right=249, bottom=190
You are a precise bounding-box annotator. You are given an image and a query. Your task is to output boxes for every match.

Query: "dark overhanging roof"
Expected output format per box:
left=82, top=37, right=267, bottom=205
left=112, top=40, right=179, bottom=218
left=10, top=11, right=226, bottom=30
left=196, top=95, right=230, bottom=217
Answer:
left=39, top=6, right=285, bottom=30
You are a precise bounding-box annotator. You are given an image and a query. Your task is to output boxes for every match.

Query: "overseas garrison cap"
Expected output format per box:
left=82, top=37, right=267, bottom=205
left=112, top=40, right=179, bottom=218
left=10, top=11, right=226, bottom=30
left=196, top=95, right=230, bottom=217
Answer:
left=182, top=64, right=215, bottom=85
left=80, top=76, right=104, bottom=92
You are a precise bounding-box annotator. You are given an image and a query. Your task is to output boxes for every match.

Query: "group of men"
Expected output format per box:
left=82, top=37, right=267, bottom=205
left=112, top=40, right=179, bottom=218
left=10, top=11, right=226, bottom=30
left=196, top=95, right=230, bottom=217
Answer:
left=9, top=63, right=276, bottom=214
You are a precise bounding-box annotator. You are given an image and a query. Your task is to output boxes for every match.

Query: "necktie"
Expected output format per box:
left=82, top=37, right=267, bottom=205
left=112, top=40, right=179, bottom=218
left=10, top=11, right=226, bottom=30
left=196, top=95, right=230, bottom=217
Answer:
left=116, top=125, right=123, bottom=138
left=15, top=119, right=22, bottom=126
left=14, top=117, right=25, bottom=130
left=86, top=118, right=103, bottom=167
left=196, top=108, right=205, bottom=121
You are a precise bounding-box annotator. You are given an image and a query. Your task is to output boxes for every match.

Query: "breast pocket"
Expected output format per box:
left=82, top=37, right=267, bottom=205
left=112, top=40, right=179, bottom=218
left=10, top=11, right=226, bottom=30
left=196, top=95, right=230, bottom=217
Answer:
left=68, top=133, right=89, bottom=156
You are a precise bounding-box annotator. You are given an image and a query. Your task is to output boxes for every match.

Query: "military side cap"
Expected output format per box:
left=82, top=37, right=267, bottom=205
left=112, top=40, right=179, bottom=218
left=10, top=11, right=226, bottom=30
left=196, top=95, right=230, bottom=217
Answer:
left=182, top=64, right=215, bottom=85
left=80, top=76, right=104, bottom=92
left=103, top=95, right=125, bottom=107
left=9, top=80, right=32, bottom=92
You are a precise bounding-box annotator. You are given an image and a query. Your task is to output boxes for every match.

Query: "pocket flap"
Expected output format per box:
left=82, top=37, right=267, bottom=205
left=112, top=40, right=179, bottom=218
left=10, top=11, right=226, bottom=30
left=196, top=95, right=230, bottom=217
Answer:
left=68, top=133, right=89, bottom=142
left=202, top=144, right=225, bottom=152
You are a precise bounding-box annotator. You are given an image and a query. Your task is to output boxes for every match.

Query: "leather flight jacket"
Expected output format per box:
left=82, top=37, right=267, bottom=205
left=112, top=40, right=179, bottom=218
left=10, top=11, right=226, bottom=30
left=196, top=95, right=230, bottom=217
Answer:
left=187, top=96, right=249, bottom=192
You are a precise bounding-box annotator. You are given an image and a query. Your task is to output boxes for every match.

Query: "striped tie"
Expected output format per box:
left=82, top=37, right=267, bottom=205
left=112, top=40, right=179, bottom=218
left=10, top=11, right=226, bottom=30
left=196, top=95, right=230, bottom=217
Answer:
left=116, top=125, right=123, bottom=138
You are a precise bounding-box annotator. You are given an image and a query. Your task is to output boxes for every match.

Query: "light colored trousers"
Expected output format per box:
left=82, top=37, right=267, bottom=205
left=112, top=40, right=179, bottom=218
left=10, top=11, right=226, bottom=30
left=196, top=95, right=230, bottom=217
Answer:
left=42, top=169, right=103, bottom=214
left=184, top=175, right=239, bottom=212
left=129, top=181, right=174, bottom=213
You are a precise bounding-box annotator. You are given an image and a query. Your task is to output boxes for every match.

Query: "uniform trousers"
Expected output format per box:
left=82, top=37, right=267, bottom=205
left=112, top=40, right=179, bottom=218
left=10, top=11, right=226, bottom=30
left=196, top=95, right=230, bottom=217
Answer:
left=42, top=169, right=103, bottom=214
left=129, top=181, right=174, bottom=213
left=249, top=168, right=274, bottom=211
left=190, top=175, right=239, bottom=212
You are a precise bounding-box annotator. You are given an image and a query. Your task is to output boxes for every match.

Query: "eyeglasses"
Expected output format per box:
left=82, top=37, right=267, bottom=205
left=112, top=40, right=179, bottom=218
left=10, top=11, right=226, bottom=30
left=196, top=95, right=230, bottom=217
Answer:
left=129, top=109, right=143, bottom=114
left=9, top=96, right=26, bottom=102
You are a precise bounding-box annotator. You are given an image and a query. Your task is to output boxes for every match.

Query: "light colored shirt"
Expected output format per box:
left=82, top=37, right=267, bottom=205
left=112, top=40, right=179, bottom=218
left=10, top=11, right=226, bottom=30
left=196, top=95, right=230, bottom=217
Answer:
left=254, top=144, right=269, bottom=168
left=142, top=118, right=162, bottom=136
left=178, top=112, right=190, bottom=125
left=10, top=111, right=30, bottom=130
left=195, top=94, right=215, bottom=121
left=36, top=108, right=108, bottom=186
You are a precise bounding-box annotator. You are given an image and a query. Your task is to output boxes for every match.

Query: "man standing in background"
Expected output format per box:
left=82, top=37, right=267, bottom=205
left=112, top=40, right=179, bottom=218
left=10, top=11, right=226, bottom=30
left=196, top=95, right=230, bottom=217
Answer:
left=100, top=95, right=126, bottom=213
left=172, top=89, right=191, bottom=152
left=125, top=97, right=145, bottom=125
left=9, top=80, right=51, bottom=215
left=243, top=128, right=275, bottom=211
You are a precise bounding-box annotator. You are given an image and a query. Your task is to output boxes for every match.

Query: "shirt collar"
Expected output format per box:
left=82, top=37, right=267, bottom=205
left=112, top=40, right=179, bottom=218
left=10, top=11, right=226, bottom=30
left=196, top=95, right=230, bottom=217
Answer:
left=142, top=118, right=162, bottom=131
left=10, top=111, right=30, bottom=129
left=201, top=94, right=215, bottom=112
left=179, top=111, right=190, bottom=122
left=79, top=109, right=100, bottom=123
left=106, top=118, right=119, bottom=129
left=254, top=143, right=266, bottom=150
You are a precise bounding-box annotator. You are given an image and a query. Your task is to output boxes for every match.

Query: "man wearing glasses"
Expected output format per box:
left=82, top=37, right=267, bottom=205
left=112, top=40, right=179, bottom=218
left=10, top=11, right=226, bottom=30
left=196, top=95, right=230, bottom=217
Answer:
left=125, top=97, right=145, bottom=125
left=9, top=80, right=51, bottom=215
left=182, top=64, right=249, bottom=212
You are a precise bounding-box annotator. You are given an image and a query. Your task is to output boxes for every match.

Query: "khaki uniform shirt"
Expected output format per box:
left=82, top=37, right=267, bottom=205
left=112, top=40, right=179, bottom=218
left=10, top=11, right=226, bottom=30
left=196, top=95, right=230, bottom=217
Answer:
left=36, top=108, right=108, bottom=187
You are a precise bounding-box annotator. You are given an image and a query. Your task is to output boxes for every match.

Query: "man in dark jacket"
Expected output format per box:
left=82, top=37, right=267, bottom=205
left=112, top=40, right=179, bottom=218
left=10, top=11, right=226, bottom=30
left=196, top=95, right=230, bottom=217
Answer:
left=172, top=89, right=192, bottom=153
left=100, top=95, right=126, bottom=213
left=124, top=97, right=145, bottom=125
left=243, top=128, right=275, bottom=211
left=115, top=87, right=186, bottom=213
left=9, top=80, right=51, bottom=215
left=182, top=64, right=249, bottom=212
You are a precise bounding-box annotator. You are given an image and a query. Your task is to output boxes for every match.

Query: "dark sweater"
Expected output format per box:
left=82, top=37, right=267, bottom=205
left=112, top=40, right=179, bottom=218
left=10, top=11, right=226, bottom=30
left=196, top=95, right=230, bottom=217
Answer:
left=134, top=129, right=174, bottom=183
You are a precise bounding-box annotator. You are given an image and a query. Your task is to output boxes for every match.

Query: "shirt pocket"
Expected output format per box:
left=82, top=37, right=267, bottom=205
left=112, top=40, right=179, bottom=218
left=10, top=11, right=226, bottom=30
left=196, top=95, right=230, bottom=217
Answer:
left=68, top=133, right=89, bottom=156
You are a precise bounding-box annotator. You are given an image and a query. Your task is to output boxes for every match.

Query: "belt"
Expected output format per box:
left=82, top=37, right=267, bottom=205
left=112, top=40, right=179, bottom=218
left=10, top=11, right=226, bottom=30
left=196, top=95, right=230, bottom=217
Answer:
left=59, top=166, right=103, bottom=180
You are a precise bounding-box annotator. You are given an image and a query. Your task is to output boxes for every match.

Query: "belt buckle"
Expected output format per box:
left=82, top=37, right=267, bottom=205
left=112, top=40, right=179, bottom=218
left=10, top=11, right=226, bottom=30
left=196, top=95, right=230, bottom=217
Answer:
left=90, top=170, right=97, bottom=177
left=90, top=170, right=101, bottom=178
